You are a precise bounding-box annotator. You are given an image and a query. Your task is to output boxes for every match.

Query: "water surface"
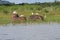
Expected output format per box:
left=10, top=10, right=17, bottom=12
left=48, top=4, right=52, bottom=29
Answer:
left=0, top=23, right=60, bottom=40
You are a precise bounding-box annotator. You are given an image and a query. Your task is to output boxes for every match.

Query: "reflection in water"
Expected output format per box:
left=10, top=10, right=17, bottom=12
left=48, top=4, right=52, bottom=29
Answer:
left=0, top=23, right=60, bottom=40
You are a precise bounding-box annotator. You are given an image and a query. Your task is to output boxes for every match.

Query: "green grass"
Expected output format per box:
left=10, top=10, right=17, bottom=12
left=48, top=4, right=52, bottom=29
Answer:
left=0, top=5, right=60, bottom=24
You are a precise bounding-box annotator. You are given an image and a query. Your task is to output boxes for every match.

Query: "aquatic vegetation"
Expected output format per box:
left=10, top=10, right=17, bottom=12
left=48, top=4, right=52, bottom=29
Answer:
left=0, top=4, right=60, bottom=24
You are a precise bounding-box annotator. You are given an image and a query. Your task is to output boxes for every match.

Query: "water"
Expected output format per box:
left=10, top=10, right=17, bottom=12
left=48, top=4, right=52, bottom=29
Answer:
left=0, top=23, right=60, bottom=40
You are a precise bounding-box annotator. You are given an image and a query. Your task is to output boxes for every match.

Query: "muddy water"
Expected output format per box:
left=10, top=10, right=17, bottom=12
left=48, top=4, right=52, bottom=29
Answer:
left=0, top=23, right=60, bottom=40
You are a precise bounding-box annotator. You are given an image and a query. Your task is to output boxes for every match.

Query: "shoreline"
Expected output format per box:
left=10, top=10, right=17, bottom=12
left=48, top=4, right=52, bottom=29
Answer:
left=0, top=22, right=60, bottom=26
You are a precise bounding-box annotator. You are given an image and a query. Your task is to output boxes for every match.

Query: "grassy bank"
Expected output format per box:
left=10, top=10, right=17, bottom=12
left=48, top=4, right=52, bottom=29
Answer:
left=0, top=4, right=60, bottom=24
